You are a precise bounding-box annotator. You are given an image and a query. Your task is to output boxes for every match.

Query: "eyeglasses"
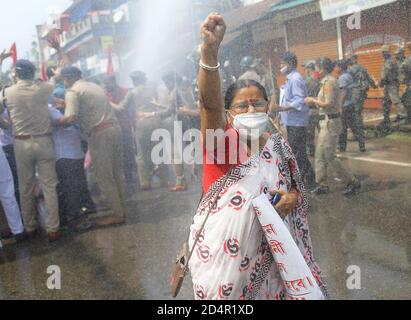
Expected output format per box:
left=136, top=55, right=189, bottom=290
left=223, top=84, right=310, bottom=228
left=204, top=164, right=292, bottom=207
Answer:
left=230, top=100, right=269, bottom=113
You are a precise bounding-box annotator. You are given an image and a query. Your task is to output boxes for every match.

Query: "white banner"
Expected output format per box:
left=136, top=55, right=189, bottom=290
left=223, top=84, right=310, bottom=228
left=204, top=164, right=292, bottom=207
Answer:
left=252, top=194, right=325, bottom=300
left=319, top=0, right=397, bottom=20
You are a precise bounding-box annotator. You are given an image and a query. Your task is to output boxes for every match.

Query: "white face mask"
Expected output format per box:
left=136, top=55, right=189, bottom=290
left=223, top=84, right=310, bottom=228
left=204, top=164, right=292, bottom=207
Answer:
left=231, top=112, right=269, bottom=140
left=280, top=65, right=288, bottom=75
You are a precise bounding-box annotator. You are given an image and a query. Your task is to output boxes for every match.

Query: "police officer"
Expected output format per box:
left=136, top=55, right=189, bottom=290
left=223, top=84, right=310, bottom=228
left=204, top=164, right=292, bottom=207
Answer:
left=396, top=46, right=411, bottom=123
left=57, top=67, right=126, bottom=228
left=114, top=71, right=168, bottom=190
left=348, top=53, right=377, bottom=148
left=305, top=57, right=360, bottom=196
left=379, top=45, right=404, bottom=132
left=0, top=60, right=61, bottom=241
left=302, top=60, right=321, bottom=156
left=337, top=59, right=365, bottom=152
left=238, top=56, right=260, bottom=83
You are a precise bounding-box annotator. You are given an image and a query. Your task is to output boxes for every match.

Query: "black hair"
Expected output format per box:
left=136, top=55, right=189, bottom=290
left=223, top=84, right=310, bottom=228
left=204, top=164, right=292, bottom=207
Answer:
left=337, top=59, right=348, bottom=71
left=46, top=66, right=56, bottom=80
left=224, top=79, right=268, bottom=110
left=316, top=57, right=336, bottom=74
left=347, top=58, right=355, bottom=66
left=16, top=69, right=35, bottom=80
left=282, top=51, right=298, bottom=69
left=130, top=71, right=147, bottom=86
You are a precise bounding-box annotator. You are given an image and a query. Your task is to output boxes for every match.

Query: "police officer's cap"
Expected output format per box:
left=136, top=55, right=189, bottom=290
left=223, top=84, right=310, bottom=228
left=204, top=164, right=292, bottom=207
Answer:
left=302, top=60, right=316, bottom=69
left=61, top=66, right=82, bottom=79
left=395, top=47, right=405, bottom=55
left=15, top=59, right=36, bottom=79
left=381, top=45, right=390, bottom=53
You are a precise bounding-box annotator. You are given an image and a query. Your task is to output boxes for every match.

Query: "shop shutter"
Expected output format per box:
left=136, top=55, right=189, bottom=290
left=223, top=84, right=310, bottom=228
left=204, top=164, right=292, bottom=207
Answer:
left=342, top=1, right=410, bottom=99
left=287, top=12, right=339, bottom=75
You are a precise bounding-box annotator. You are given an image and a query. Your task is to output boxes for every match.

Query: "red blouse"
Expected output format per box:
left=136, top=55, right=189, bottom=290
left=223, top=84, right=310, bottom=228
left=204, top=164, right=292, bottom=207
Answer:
left=202, top=124, right=248, bottom=192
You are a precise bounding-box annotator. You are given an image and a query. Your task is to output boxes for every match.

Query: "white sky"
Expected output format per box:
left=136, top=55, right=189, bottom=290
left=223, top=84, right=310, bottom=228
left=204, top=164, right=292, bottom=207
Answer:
left=0, top=0, right=71, bottom=67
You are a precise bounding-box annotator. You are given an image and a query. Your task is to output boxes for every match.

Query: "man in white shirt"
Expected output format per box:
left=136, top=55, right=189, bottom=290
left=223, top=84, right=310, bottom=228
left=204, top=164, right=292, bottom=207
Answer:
left=0, top=146, right=24, bottom=242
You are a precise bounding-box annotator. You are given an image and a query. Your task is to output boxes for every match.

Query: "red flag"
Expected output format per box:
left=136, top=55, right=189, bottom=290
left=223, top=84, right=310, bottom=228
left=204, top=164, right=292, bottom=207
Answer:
left=41, top=63, right=47, bottom=81
left=107, top=46, right=114, bottom=75
left=9, top=42, right=17, bottom=66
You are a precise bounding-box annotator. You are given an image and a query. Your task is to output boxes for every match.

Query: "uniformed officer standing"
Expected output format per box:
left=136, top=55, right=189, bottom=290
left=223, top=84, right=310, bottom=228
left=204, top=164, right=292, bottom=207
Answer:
left=337, top=59, right=366, bottom=152
left=348, top=53, right=377, bottom=147
left=0, top=60, right=61, bottom=241
left=305, top=57, right=360, bottom=196
left=379, top=45, right=405, bottom=132
left=396, top=46, right=411, bottom=123
left=114, top=71, right=168, bottom=190
left=57, top=67, right=126, bottom=227
left=302, top=60, right=321, bottom=156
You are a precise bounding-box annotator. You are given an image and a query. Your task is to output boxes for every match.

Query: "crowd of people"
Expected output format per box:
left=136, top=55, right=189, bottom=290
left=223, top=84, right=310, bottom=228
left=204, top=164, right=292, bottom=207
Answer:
left=0, top=11, right=410, bottom=300
left=0, top=40, right=202, bottom=243
left=185, top=13, right=411, bottom=301
left=0, top=7, right=409, bottom=299
left=220, top=43, right=411, bottom=195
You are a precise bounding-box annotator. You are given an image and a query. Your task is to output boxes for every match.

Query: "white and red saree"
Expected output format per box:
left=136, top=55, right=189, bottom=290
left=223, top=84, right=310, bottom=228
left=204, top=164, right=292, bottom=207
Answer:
left=189, top=133, right=328, bottom=300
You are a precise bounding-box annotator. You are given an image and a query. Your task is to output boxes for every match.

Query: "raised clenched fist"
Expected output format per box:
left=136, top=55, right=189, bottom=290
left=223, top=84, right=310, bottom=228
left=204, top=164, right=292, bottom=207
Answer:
left=200, top=13, right=226, bottom=53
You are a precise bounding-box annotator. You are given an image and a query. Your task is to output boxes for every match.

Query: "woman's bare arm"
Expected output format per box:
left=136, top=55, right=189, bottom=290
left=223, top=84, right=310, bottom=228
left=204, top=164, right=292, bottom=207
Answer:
left=199, top=14, right=227, bottom=147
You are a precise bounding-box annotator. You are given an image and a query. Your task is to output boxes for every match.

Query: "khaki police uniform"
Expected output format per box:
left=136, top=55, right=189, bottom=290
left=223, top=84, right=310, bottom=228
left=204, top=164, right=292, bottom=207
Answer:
left=315, top=75, right=352, bottom=186
left=119, top=84, right=168, bottom=188
left=1, top=80, right=60, bottom=233
left=381, top=57, right=404, bottom=124
left=399, top=56, right=411, bottom=121
left=159, top=87, right=186, bottom=186
left=350, top=63, right=376, bottom=131
left=304, top=75, right=321, bottom=156
left=65, top=79, right=126, bottom=218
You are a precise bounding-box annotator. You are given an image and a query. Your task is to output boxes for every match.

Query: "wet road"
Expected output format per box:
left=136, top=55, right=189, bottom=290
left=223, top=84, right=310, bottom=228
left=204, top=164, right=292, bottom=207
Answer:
left=0, top=136, right=410, bottom=300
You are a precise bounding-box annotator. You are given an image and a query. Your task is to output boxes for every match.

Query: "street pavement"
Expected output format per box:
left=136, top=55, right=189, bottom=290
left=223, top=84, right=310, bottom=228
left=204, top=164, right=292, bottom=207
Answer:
left=0, top=134, right=410, bottom=300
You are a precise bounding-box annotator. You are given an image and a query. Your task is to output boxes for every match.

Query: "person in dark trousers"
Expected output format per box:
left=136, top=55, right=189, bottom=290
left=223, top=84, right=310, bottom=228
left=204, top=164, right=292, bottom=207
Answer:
left=302, top=60, right=321, bottom=157
left=48, top=83, right=94, bottom=232
left=337, top=59, right=366, bottom=152
left=272, top=52, right=316, bottom=189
